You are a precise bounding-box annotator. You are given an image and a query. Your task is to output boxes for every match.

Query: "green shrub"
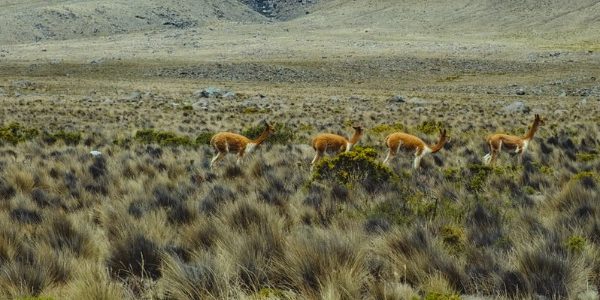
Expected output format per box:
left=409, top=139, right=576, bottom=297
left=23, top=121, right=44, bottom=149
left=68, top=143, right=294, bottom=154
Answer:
left=43, top=131, right=82, bottom=145
left=571, top=171, right=598, bottom=182
left=312, top=146, right=397, bottom=190
left=523, top=186, right=536, bottom=195
left=368, top=197, right=413, bottom=226
left=530, top=162, right=554, bottom=175
left=242, top=107, right=270, bottom=114
left=417, top=120, right=444, bottom=135
left=576, top=152, right=597, bottom=162
left=565, top=235, right=586, bottom=254
left=443, top=167, right=460, bottom=181
left=440, top=224, right=465, bottom=253
left=195, top=132, right=215, bottom=145
left=371, top=123, right=404, bottom=135
left=112, top=137, right=132, bottom=147
left=134, top=129, right=195, bottom=147
left=466, top=164, right=493, bottom=193
left=0, top=122, right=39, bottom=145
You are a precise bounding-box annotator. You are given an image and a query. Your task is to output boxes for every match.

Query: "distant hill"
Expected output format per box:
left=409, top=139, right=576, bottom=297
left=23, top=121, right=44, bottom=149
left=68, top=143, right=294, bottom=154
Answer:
left=302, top=0, right=600, bottom=41
left=0, top=0, right=597, bottom=45
left=0, top=0, right=264, bottom=44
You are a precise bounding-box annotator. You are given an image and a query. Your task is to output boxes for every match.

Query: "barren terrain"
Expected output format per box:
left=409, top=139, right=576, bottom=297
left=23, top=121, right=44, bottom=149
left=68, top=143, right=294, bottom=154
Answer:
left=1, top=0, right=600, bottom=299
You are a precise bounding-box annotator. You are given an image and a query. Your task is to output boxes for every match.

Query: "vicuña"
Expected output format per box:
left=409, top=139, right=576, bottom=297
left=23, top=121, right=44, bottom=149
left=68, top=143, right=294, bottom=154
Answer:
left=210, top=121, right=274, bottom=168
left=483, top=114, right=544, bottom=166
left=383, top=128, right=447, bottom=169
left=310, top=125, right=363, bottom=169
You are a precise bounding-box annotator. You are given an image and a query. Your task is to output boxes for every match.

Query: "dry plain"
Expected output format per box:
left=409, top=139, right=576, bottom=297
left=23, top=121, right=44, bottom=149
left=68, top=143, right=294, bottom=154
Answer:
left=1, top=0, right=600, bottom=299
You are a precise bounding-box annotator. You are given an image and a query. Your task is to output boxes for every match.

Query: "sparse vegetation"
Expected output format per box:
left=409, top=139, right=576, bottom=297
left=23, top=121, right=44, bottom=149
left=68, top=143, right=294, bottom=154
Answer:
left=0, top=123, right=39, bottom=145
left=1, top=0, right=600, bottom=297
left=134, top=129, right=195, bottom=147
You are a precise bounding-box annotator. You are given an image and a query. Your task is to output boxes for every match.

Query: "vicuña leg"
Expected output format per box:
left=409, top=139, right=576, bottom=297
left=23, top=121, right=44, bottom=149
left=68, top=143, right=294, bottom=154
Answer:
left=310, top=151, right=323, bottom=170
left=490, top=150, right=499, bottom=167
left=383, top=149, right=396, bottom=164
left=210, top=152, right=225, bottom=169
left=413, top=153, right=423, bottom=169
left=518, top=150, right=525, bottom=164
left=236, top=152, right=245, bottom=166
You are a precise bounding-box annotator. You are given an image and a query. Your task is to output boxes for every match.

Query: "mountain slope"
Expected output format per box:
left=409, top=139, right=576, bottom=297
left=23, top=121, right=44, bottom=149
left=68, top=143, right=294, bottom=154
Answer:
left=0, top=0, right=265, bottom=44
left=299, top=0, right=600, bottom=41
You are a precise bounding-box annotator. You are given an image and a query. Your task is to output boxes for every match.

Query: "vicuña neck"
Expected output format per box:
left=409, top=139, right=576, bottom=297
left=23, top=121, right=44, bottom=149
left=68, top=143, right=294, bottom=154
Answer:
left=349, top=130, right=362, bottom=145
left=252, top=127, right=271, bottom=145
left=523, top=120, right=540, bottom=140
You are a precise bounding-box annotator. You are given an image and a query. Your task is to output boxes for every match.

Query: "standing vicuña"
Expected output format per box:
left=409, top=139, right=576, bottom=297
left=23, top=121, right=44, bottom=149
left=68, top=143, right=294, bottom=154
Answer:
left=383, top=128, right=447, bottom=169
left=311, top=125, right=363, bottom=169
left=210, top=121, right=274, bottom=168
left=483, top=114, right=544, bottom=166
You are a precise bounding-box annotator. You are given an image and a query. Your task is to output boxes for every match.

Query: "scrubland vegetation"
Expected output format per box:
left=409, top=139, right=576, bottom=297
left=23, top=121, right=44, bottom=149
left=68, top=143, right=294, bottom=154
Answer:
left=0, top=71, right=599, bottom=299
left=1, top=0, right=600, bottom=298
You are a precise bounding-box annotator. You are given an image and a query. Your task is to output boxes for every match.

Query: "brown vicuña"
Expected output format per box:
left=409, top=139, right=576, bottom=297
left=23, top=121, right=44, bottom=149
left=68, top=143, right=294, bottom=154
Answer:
left=310, top=125, right=363, bottom=168
left=210, top=121, right=274, bottom=168
left=383, top=128, right=447, bottom=169
left=483, top=114, right=544, bottom=166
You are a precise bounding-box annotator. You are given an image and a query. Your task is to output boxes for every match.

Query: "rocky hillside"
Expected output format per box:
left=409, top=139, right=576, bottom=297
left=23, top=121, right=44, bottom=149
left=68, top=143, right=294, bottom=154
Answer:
left=0, top=0, right=264, bottom=44
left=1, top=0, right=597, bottom=45
left=240, top=0, right=323, bottom=19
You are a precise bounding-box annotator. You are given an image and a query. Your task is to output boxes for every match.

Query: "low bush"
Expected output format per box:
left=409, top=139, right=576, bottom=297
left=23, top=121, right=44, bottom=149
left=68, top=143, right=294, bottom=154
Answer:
left=42, top=131, right=82, bottom=145
left=0, top=123, right=39, bottom=145
left=417, top=120, right=444, bottom=135
left=312, top=146, right=397, bottom=191
left=371, top=123, right=404, bottom=135
left=195, top=131, right=214, bottom=145
left=134, top=129, right=195, bottom=147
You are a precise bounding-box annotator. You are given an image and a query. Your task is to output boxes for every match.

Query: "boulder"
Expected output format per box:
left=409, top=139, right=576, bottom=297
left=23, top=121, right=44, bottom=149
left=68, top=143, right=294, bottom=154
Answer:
left=503, top=101, right=530, bottom=113
left=407, top=97, right=429, bottom=105
left=124, top=91, right=142, bottom=102
left=222, top=91, right=236, bottom=99
left=194, top=87, right=223, bottom=98
left=388, top=95, right=406, bottom=103
left=192, top=99, right=210, bottom=110
left=12, top=80, right=35, bottom=90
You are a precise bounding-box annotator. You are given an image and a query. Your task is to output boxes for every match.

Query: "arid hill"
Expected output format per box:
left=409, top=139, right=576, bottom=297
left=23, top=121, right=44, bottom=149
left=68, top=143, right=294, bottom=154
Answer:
left=1, top=0, right=598, bottom=45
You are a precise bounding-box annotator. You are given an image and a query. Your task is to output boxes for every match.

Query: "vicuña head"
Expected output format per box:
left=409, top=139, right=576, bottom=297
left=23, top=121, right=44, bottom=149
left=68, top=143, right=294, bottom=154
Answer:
left=483, top=114, right=544, bottom=166
left=209, top=121, right=274, bottom=169
left=310, top=125, right=363, bottom=169
left=383, top=128, right=447, bottom=169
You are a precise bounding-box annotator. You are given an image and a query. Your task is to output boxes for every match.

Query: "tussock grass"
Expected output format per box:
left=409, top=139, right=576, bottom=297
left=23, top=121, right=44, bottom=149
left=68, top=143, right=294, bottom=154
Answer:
left=1, top=59, right=600, bottom=298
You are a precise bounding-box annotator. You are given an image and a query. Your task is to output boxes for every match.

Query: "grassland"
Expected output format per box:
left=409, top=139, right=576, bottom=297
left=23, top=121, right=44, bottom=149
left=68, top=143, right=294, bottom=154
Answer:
left=1, top=0, right=600, bottom=298
left=1, top=49, right=599, bottom=299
